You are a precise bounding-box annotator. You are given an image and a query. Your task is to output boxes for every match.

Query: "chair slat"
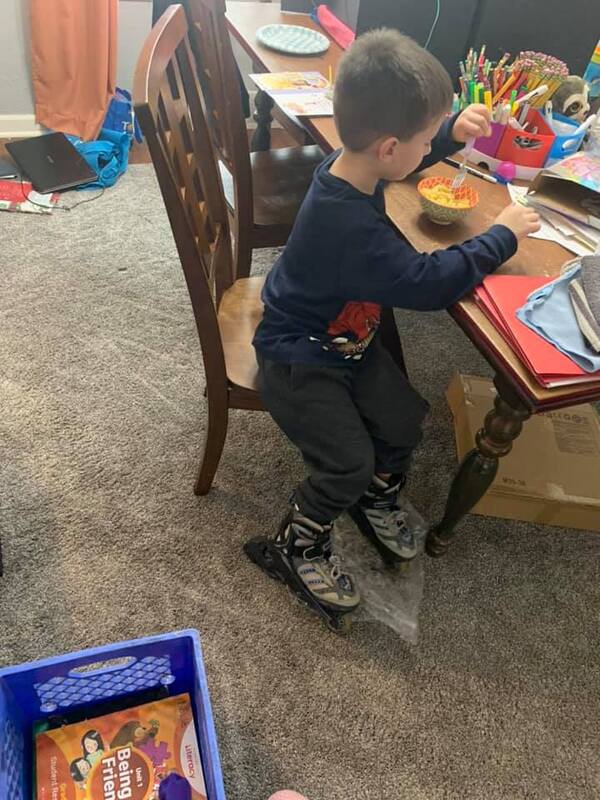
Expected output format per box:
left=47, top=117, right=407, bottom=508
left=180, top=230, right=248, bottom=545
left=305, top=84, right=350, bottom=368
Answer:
left=133, top=4, right=233, bottom=354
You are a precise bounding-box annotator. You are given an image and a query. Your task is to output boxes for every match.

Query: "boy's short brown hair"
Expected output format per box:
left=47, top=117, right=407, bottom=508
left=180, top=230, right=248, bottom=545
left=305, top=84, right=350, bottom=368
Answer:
left=333, top=28, right=454, bottom=151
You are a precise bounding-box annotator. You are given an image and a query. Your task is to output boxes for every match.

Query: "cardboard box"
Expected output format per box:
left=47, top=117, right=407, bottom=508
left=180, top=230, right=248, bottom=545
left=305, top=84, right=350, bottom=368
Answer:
left=446, top=374, right=600, bottom=532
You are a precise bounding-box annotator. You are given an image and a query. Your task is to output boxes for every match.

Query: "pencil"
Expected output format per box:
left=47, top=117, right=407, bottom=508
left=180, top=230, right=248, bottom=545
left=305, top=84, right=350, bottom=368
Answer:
left=328, top=65, right=333, bottom=85
left=492, top=73, right=517, bottom=104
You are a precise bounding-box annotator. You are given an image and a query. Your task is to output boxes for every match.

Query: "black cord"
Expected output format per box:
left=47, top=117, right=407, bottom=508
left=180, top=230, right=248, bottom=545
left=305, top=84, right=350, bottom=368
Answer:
left=20, top=178, right=105, bottom=213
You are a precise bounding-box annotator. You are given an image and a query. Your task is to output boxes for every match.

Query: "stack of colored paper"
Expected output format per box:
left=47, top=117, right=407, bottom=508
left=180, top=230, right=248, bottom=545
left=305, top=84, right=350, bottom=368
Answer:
left=474, top=274, right=600, bottom=387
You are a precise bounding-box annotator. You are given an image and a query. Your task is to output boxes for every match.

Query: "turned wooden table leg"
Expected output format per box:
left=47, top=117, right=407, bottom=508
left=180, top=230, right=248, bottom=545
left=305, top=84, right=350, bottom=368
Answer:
left=250, top=89, right=274, bottom=152
left=425, top=375, right=532, bottom=558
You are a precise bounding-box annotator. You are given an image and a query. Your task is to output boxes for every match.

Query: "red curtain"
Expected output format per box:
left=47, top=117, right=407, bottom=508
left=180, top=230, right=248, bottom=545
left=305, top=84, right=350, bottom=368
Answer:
left=29, top=0, right=118, bottom=141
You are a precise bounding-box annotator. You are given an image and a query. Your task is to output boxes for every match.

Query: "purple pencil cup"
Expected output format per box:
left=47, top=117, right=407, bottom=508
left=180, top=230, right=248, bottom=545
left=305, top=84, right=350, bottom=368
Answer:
left=474, top=122, right=505, bottom=158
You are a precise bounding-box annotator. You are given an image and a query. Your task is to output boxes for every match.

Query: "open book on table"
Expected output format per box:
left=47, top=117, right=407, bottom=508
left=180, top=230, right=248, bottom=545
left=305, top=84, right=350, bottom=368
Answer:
left=527, top=152, right=600, bottom=231
left=250, top=71, right=333, bottom=117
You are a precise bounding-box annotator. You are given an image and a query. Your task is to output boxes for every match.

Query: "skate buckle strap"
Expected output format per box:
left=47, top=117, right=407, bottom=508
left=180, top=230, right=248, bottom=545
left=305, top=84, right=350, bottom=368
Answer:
left=369, top=496, right=396, bottom=510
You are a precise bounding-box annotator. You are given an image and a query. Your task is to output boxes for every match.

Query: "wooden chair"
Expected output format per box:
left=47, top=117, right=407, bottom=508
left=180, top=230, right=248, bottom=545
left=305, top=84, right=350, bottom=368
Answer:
left=185, top=0, right=324, bottom=279
left=133, top=4, right=265, bottom=495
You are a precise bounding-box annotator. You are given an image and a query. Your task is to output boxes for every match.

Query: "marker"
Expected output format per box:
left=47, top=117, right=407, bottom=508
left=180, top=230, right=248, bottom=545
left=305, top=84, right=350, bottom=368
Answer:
left=571, top=113, right=597, bottom=136
left=518, top=103, right=530, bottom=125
left=514, top=84, right=549, bottom=107
left=445, top=158, right=499, bottom=183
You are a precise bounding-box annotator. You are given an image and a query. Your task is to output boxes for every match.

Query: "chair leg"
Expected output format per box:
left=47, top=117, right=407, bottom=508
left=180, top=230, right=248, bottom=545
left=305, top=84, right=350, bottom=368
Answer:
left=194, top=395, right=229, bottom=495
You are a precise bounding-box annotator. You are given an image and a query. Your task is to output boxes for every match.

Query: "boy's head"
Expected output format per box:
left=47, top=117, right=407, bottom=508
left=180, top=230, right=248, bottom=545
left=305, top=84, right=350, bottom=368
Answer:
left=333, top=29, right=453, bottom=179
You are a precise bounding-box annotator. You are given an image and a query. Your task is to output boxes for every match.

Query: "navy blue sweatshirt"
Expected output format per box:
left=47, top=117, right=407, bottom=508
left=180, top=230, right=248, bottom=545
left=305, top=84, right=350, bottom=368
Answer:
left=253, top=118, right=518, bottom=365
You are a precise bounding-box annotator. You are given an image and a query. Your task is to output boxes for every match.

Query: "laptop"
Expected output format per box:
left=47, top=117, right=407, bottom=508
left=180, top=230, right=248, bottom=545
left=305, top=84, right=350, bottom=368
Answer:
left=6, top=132, right=97, bottom=193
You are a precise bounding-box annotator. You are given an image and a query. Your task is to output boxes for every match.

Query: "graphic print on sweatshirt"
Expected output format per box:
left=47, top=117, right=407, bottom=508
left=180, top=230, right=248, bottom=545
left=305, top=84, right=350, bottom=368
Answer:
left=312, top=301, right=381, bottom=360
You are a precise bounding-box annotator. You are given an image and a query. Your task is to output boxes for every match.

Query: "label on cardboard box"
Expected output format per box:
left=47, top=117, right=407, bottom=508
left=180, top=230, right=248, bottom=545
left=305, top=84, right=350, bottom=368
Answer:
left=446, top=374, right=600, bottom=531
left=551, top=411, right=598, bottom=456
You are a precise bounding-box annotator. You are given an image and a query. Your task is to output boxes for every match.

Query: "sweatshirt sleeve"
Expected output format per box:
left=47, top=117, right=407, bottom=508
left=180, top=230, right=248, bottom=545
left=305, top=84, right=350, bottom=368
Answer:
left=414, top=113, right=463, bottom=172
left=341, top=218, right=518, bottom=310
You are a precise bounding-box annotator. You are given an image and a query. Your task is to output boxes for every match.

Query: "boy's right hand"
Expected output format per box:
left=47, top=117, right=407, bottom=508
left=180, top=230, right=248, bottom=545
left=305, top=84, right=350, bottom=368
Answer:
left=494, top=202, right=541, bottom=241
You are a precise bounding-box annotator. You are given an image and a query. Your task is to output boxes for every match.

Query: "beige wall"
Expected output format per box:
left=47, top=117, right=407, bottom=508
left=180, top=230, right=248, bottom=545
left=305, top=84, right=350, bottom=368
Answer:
left=0, top=0, right=153, bottom=134
left=116, top=1, right=153, bottom=92
left=0, top=0, right=34, bottom=118
left=0, top=0, right=253, bottom=135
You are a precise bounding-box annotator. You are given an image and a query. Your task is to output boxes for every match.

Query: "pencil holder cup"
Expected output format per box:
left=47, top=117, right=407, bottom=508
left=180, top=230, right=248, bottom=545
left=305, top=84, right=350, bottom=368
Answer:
left=496, top=109, right=555, bottom=168
left=417, top=176, right=479, bottom=225
left=474, top=121, right=505, bottom=158
left=546, top=113, right=586, bottom=163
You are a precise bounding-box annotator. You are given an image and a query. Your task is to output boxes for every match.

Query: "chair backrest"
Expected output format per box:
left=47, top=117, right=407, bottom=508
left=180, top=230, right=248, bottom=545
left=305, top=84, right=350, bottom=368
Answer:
left=185, top=0, right=254, bottom=228
left=133, top=4, right=231, bottom=389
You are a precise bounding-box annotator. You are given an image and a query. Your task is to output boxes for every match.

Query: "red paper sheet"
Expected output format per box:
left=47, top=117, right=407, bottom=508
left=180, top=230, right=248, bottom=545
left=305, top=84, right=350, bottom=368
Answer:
left=474, top=275, right=600, bottom=386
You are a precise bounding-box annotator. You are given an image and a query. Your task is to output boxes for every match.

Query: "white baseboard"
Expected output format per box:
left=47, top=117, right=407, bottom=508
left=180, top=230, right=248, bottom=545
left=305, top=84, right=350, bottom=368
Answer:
left=0, top=114, right=42, bottom=138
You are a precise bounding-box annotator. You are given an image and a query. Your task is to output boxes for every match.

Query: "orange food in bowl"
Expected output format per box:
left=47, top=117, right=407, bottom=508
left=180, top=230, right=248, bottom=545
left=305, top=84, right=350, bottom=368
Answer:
left=417, top=176, right=479, bottom=225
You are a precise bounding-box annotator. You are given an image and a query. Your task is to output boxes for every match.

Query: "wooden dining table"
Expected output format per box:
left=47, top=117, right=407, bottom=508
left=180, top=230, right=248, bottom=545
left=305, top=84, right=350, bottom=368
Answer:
left=226, top=2, right=600, bottom=556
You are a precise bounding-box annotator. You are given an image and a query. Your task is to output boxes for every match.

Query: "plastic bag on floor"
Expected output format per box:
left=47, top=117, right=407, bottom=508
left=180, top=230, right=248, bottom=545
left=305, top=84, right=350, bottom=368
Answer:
left=332, top=502, right=428, bottom=644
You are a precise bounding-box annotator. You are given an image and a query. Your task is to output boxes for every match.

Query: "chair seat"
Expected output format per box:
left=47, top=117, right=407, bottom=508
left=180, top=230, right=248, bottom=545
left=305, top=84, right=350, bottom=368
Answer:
left=220, top=145, right=324, bottom=229
left=218, top=275, right=265, bottom=392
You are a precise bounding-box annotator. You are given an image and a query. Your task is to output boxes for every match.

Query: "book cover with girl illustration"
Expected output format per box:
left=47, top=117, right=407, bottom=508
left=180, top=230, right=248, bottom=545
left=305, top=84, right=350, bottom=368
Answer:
left=35, top=693, right=207, bottom=800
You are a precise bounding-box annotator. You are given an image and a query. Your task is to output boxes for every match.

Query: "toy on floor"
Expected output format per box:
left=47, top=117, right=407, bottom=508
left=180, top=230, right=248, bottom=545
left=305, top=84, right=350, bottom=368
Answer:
left=159, top=772, right=193, bottom=800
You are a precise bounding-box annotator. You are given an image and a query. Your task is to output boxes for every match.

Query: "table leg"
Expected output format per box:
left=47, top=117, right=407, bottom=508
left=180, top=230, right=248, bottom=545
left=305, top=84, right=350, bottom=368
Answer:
left=250, top=89, right=274, bottom=152
left=425, top=374, right=531, bottom=558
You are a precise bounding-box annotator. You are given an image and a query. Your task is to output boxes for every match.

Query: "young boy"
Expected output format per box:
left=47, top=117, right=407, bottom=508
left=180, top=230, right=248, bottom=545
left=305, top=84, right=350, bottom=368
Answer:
left=246, top=29, right=540, bottom=625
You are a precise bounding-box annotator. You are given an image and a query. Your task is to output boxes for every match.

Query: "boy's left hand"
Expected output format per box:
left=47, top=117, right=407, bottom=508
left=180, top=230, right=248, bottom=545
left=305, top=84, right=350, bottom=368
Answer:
left=453, top=104, right=492, bottom=142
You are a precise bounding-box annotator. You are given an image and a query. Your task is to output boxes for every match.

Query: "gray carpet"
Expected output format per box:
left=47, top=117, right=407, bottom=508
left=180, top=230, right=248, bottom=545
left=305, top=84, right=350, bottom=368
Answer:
left=1, top=165, right=599, bottom=800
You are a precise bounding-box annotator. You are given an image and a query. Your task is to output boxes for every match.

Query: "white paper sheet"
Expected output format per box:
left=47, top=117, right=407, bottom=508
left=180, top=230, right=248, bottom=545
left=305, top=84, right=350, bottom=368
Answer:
left=506, top=184, right=597, bottom=257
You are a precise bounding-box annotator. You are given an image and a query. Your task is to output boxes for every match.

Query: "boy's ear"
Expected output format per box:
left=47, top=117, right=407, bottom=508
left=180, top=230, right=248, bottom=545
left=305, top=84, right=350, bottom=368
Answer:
left=377, top=136, right=399, bottom=162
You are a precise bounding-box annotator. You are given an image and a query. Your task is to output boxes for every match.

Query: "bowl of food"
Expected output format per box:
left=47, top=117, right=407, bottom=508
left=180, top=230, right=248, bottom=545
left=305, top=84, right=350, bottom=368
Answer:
left=417, top=176, right=479, bottom=225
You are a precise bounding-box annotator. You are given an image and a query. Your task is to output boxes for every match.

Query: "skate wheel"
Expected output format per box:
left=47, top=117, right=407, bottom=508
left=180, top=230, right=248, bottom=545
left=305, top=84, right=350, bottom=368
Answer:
left=398, top=560, right=412, bottom=575
left=327, top=613, right=352, bottom=634
left=287, top=586, right=309, bottom=608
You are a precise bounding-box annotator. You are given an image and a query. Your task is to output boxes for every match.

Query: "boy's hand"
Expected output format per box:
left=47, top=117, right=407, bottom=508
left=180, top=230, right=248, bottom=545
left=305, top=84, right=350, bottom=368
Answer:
left=453, top=104, right=492, bottom=142
left=494, top=203, right=541, bottom=241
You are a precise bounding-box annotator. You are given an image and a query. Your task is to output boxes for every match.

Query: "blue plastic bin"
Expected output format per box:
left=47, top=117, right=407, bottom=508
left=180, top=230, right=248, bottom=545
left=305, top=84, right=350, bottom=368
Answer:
left=0, top=630, right=225, bottom=800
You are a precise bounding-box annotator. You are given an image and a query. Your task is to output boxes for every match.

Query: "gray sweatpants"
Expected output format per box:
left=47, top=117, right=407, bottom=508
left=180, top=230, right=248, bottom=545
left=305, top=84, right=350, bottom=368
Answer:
left=257, top=337, right=429, bottom=524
